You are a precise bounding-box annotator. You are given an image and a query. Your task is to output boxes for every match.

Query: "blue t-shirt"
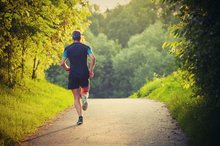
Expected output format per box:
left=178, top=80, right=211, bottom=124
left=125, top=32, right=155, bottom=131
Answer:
left=62, top=42, right=92, bottom=78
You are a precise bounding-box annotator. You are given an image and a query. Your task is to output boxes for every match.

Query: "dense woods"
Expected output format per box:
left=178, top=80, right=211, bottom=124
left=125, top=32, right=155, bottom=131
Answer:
left=2, top=0, right=219, bottom=103
left=162, top=0, right=220, bottom=106
left=0, top=0, right=177, bottom=97
left=161, top=0, right=220, bottom=145
left=46, top=0, right=177, bottom=97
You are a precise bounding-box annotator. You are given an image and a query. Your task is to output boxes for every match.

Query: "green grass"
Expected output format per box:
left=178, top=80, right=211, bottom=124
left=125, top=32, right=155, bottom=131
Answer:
left=130, top=71, right=220, bottom=146
left=0, top=79, right=73, bottom=145
left=130, top=72, right=196, bottom=123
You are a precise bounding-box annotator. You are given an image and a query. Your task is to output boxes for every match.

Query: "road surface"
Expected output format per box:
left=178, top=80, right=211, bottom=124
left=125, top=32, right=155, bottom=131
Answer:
left=22, top=98, right=187, bottom=146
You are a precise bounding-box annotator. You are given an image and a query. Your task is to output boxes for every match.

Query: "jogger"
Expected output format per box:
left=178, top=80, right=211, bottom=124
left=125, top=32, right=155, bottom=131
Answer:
left=60, top=30, right=96, bottom=125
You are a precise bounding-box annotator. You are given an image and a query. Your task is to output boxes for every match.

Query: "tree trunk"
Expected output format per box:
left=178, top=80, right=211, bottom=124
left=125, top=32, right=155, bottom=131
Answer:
left=7, top=45, right=12, bottom=86
left=21, top=40, right=25, bottom=79
left=32, top=57, right=40, bottom=79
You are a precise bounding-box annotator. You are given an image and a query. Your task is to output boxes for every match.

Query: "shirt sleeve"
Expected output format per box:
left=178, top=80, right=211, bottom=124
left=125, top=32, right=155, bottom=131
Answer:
left=87, top=47, right=92, bottom=55
left=62, top=50, right=68, bottom=59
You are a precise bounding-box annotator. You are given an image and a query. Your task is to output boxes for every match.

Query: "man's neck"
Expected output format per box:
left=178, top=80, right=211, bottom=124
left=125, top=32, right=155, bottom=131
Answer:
left=74, top=40, right=80, bottom=43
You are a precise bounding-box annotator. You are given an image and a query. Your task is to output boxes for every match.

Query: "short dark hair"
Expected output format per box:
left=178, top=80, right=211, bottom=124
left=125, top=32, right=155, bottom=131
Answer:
left=72, top=30, right=81, bottom=41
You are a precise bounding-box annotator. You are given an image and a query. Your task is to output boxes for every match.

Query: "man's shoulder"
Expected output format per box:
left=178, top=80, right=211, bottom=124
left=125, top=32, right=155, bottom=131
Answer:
left=64, top=43, right=74, bottom=51
left=77, top=43, right=91, bottom=49
left=65, top=43, right=91, bottom=51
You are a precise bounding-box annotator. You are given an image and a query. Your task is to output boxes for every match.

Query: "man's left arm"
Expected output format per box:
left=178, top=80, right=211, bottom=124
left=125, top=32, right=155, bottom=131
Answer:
left=87, top=48, right=96, bottom=78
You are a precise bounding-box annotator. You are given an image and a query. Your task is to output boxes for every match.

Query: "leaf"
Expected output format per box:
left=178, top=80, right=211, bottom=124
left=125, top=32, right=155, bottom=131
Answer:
left=13, top=13, right=21, bottom=19
left=26, top=10, right=30, bottom=17
left=5, top=13, right=12, bottom=18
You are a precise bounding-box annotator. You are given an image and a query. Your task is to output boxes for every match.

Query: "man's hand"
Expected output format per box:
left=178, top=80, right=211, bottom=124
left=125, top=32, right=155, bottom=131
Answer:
left=89, top=70, right=94, bottom=78
left=66, top=68, right=70, bottom=74
left=66, top=67, right=70, bottom=71
left=60, top=57, right=70, bottom=72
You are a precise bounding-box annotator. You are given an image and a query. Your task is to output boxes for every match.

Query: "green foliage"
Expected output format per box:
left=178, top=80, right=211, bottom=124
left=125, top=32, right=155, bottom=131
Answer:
left=130, top=71, right=192, bottom=99
left=112, top=21, right=177, bottom=97
left=45, top=65, right=68, bottom=88
left=160, top=1, right=220, bottom=145
left=89, top=0, right=174, bottom=47
left=89, top=12, right=105, bottom=36
left=0, top=79, right=73, bottom=144
left=46, top=22, right=177, bottom=97
left=46, top=20, right=177, bottom=97
left=46, top=0, right=178, bottom=97
left=0, top=0, right=91, bottom=87
left=85, top=32, right=121, bottom=97
left=0, top=0, right=90, bottom=144
left=46, top=30, right=122, bottom=97
left=84, top=31, right=122, bottom=97
left=161, top=0, right=220, bottom=105
left=131, top=71, right=220, bottom=146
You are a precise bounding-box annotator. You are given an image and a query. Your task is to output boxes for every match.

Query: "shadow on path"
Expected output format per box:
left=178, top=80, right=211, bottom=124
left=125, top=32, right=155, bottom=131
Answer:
left=22, top=125, right=78, bottom=142
left=22, top=99, right=187, bottom=146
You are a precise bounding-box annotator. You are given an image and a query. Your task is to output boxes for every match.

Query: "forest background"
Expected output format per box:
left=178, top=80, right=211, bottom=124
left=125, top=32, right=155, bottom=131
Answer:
left=46, top=0, right=177, bottom=98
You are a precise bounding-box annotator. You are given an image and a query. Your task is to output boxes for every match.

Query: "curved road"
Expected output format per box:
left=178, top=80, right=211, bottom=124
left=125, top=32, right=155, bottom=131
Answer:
left=23, top=98, right=187, bottom=146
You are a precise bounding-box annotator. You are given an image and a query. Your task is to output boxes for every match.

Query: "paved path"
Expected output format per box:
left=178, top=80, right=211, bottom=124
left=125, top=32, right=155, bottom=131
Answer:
left=22, top=98, right=187, bottom=146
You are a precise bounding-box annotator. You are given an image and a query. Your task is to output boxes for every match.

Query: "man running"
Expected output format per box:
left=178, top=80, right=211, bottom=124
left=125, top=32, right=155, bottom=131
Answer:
left=60, top=30, right=96, bottom=125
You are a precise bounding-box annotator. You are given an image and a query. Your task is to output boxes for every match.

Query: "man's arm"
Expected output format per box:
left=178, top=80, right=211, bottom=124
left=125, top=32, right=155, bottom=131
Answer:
left=60, top=49, right=70, bottom=72
left=60, top=57, right=70, bottom=71
left=88, top=54, right=96, bottom=78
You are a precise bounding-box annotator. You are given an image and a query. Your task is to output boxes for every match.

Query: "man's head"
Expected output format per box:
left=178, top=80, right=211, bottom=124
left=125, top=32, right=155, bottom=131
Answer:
left=72, top=30, right=81, bottom=41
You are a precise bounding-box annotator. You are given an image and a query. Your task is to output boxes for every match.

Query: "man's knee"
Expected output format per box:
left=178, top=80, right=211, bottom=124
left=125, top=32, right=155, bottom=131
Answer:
left=81, top=87, right=89, bottom=95
left=72, top=89, right=81, bottom=98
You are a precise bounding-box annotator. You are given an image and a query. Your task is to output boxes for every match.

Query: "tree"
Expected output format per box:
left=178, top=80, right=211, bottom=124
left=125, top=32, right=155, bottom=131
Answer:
left=162, top=0, right=220, bottom=105
left=0, top=0, right=91, bottom=87
left=112, top=21, right=177, bottom=97
left=89, top=0, right=160, bottom=47
left=83, top=31, right=121, bottom=97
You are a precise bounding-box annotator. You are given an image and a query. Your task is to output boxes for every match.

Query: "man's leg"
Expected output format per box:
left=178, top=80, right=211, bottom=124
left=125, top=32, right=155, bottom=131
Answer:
left=72, top=88, right=83, bottom=125
left=81, top=85, right=90, bottom=111
left=81, top=86, right=89, bottom=96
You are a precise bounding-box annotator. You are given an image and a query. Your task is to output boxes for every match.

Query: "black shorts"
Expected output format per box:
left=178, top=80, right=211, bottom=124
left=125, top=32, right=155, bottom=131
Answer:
left=68, top=76, right=89, bottom=89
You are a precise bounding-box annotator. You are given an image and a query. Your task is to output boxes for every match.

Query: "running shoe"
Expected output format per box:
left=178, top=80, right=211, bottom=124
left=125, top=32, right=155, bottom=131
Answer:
left=77, top=116, right=83, bottom=125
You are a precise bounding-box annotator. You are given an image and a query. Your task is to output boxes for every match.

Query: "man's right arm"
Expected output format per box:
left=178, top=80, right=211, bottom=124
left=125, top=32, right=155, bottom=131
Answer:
left=60, top=58, right=70, bottom=71
left=60, top=50, right=70, bottom=72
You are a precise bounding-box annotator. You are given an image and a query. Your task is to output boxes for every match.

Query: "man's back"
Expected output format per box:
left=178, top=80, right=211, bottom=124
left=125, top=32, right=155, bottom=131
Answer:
left=65, top=42, right=90, bottom=78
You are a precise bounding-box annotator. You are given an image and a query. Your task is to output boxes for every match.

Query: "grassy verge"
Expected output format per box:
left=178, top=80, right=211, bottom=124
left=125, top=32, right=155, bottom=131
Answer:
left=130, top=71, right=220, bottom=146
left=0, top=79, right=73, bottom=145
